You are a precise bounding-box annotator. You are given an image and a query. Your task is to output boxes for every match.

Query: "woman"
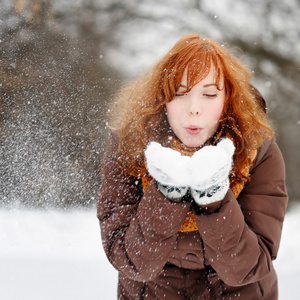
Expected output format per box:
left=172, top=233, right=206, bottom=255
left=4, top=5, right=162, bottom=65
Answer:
left=97, top=33, right=288, bottom=299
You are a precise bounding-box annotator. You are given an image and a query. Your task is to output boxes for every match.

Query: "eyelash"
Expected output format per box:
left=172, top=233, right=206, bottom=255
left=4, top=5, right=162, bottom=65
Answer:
left=204, top=94, right=217, bottom=98
left=175, top=93, right=217, bottom=98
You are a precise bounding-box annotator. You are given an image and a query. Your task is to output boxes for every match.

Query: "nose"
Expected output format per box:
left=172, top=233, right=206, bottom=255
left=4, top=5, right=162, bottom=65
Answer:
left=188, top=96, right=201, bottom=115
left=189, top=110, right=199, bottom=115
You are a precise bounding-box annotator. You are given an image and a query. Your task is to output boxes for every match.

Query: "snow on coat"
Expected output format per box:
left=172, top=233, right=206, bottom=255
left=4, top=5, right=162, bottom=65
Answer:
left=97, top=131, right=288, bottom=300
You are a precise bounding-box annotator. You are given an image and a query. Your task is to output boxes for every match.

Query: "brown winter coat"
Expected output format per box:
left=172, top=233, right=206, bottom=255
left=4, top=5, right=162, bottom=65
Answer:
left=97, top=131, right=288, bottom=299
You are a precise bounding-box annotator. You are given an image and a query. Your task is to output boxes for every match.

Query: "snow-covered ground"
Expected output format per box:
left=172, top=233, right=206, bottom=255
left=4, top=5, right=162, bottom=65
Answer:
left=0, top=204, right=299, bottom=300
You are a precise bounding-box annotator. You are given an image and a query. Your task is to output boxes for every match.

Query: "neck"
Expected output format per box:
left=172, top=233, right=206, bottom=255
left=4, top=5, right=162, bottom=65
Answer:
left=162, top=134, right=201, bottom=156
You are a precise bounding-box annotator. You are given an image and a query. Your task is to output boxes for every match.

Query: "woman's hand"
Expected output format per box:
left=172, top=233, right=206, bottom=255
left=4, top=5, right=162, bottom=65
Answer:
left=145, top=142, right=190, bottom=200
left=189, top=138, right=235, bottom=205
left=145, top=138, right=235, bottom=204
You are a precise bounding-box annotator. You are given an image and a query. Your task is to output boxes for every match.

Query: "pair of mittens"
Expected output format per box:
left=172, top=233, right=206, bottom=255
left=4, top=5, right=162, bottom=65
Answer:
left=145, top=138, right=235, bottom=205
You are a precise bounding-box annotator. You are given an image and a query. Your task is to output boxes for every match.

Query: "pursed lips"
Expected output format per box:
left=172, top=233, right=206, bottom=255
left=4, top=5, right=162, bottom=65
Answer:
left=185, top=126, right=202, bottom=135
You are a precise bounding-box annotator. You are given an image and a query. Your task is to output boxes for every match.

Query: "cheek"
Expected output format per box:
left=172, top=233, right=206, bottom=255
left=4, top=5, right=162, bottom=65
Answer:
left=165, top=102, right=178, bottom=123
left=210, top=102, right=224, bottom=121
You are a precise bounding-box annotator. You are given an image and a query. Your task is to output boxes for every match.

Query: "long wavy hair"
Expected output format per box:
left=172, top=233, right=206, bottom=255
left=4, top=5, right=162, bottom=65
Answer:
left=109, top=33, right=273, bottom=184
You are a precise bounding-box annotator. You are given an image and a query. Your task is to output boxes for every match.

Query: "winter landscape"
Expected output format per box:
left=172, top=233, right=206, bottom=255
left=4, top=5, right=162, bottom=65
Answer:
left=0, top=204, right=300, bottom=300
left=1, top=1, right=300, bottom=299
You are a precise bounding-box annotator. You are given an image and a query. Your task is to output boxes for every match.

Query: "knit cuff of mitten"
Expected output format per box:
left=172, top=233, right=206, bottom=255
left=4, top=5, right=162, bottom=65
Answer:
left=157, top=182, right=188, bottom=202
left=191, top=178, right=229, bottom=205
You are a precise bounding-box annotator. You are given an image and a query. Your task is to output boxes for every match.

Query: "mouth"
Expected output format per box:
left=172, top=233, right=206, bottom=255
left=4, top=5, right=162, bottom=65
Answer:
left=185, top=126, right=203, bottom=135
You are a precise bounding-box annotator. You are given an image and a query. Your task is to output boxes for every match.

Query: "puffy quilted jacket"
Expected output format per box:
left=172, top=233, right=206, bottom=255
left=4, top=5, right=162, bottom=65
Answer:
left=97, top=131, right=288, bottom=299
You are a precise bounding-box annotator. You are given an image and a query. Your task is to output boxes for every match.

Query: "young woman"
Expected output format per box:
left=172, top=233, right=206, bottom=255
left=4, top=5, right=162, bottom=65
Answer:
left=97, top=34, right=288, bottom=299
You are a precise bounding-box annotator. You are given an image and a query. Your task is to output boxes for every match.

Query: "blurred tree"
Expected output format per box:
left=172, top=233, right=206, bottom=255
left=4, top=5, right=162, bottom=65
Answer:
left=0, top=0, right=299, bottom=207
left=15, top=0, right=52, bottom=26
left=0, top=0, right=118, bottom=208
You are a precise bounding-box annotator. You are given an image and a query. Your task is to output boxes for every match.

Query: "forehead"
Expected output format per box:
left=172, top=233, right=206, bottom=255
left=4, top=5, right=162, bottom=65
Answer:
left=180, top=65, right=218, bottom=85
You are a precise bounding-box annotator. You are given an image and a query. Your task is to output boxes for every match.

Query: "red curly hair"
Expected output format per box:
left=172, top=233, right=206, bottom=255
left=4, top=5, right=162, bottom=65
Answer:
left=109, top=33, right=273, bottom=185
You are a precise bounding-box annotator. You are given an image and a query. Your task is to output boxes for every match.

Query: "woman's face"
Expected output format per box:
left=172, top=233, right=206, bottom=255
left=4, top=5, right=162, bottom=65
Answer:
left=166, top=67, right=225, bottom=148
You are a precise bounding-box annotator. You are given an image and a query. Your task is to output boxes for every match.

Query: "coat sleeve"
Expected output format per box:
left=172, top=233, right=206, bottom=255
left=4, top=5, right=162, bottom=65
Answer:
left=97, top=132, right=191, bottom=282
left=194, top=136, right=288, bottom=287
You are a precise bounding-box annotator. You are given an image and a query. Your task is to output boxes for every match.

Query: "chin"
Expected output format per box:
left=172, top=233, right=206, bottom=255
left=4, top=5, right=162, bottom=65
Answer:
left=183, top=139, right=204, bottom=148
left=181, top=134, right=210, bottom=148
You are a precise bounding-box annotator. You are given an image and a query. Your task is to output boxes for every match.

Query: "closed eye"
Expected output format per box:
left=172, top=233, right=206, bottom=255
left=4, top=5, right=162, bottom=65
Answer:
left=204, top=94, right=217, bottom=98
left=175, top=93, right=188, bottom=97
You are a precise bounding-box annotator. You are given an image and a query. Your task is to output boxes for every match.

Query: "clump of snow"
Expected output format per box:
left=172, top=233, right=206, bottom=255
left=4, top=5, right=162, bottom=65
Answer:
left=145, top=141, right=191, bottom=186
left=145, top=138, right=234, bottom=188
left=0, top=204, right=299, bottom=299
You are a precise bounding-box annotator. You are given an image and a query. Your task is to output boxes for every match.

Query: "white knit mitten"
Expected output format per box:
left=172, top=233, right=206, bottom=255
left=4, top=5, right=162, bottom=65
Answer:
left=156, top=183, right=188, bottom=201
left=188, top=138, right=235, bottom=205
left=145, top=142, right=190, bottom=200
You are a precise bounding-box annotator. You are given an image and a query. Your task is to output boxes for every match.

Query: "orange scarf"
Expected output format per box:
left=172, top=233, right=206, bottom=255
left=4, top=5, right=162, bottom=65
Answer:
left=141, top=136, right=257, bottom=232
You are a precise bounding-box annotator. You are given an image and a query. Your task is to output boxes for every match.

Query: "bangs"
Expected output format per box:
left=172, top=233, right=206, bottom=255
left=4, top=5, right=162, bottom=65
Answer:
left=160, top=37, right=225, bottom=102
left=186, top=52, right=224, bottom=92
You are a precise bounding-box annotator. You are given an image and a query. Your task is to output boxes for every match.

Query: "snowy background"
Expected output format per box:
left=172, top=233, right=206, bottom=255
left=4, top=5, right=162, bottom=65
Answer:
left=1, top=1, right=300, bottom=299
left=1, top=204, right=300, bottom=300
left=1, top=0, right=299, bottom=207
